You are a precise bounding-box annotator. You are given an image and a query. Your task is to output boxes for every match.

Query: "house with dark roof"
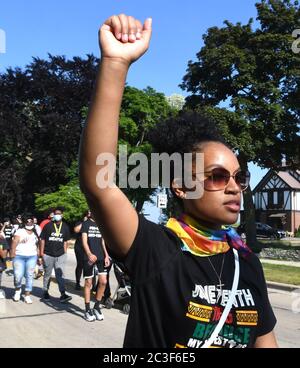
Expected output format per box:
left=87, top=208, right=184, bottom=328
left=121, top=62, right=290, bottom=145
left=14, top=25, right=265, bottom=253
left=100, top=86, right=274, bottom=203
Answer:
left=252, top=167, right=300, bottom=235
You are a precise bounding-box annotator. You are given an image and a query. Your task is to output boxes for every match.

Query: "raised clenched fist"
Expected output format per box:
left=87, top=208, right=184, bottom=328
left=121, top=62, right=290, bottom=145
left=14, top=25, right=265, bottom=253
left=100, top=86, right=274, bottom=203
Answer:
left=99, top=14, right=152, bottom=65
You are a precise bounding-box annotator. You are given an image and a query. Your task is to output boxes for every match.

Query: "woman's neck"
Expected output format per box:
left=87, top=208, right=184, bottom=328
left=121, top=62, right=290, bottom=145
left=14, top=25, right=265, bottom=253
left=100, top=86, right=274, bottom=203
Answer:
left=183, top=212, right=222, bottom=231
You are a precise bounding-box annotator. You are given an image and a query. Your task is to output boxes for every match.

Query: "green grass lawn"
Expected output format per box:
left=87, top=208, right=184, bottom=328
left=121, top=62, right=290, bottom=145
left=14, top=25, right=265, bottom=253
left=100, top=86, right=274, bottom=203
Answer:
left=262, top=263, right=300, bottom=285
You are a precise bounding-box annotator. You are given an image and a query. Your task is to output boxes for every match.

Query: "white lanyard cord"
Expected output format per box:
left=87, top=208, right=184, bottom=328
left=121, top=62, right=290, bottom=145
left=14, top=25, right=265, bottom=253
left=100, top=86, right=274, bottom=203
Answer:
left=201, top=248, right=240, bottom=348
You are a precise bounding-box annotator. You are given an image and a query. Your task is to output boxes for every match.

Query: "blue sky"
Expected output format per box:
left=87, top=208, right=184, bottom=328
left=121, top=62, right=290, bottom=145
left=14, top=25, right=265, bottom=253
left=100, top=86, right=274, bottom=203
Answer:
left=0, top=0, right=268, bottom=222
left=0, top=0, right=260, bottom=94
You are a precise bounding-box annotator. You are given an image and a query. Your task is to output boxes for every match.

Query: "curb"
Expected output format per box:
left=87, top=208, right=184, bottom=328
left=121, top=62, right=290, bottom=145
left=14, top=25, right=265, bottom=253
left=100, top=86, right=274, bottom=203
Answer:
left=267, top=281, right=300, bottom=292
left=260, top=259, right=300, bottom=268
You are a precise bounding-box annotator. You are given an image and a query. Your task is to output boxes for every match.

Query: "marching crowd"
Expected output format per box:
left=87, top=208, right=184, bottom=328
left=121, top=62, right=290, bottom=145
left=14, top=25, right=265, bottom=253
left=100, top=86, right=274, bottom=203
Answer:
left=0, top=207, right=113, bottom=322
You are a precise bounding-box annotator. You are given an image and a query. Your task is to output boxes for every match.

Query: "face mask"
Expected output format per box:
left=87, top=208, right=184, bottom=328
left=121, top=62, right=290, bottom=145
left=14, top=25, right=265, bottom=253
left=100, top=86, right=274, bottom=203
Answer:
left=54, top=214, right=62, bottom=222
left=25, top=225, right=34, bottom=231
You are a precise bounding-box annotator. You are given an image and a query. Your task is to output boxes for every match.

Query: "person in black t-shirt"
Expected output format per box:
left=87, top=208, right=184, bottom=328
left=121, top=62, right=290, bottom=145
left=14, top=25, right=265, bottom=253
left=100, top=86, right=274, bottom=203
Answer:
left=79, top=14, right=278, bottom=348
left=40, top=207, right=72, bottom=303
left=1, top=218, right=14, bottom=249
left=73, top=211, right=90, bottom=290
left=1, top=218, right=14, bottom=270
left=81, top=214, right=110, bottom=322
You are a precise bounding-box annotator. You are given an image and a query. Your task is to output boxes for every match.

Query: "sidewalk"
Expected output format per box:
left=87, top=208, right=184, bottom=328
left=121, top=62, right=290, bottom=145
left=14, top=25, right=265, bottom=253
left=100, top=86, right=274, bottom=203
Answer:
left=260, top=258, right=300, bottom=268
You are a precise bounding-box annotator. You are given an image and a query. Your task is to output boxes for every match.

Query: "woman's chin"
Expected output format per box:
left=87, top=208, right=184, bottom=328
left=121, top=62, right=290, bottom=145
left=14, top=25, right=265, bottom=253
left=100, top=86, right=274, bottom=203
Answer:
left=221, top=213, right=239, bottom=225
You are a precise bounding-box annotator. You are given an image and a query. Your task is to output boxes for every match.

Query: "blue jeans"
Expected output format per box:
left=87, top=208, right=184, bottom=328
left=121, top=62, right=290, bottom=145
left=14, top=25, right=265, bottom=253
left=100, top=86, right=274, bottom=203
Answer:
left=13, top=255, right=37, bottom=292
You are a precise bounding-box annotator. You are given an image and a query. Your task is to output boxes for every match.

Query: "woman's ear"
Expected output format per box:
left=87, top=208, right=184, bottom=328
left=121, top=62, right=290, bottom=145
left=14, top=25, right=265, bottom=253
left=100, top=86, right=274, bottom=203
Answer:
left=171, top=178, right=187, bottom=199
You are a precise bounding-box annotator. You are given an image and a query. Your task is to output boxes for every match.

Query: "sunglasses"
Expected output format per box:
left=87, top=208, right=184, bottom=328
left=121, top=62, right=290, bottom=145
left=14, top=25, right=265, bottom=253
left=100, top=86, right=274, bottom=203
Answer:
left=196, top=168, right=250, bottom=192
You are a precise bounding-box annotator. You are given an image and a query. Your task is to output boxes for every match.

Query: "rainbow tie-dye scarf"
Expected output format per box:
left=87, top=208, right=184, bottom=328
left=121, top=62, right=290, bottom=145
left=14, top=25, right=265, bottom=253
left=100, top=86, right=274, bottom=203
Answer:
left=166, top=214, right=251, bottom=258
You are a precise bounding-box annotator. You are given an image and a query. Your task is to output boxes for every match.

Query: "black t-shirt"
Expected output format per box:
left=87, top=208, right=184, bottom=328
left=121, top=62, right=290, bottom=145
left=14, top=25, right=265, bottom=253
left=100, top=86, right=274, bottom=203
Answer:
left=41, top=221, right=70, bottom=257
left=0, top=236, right=9, bottom=252
left=122, top=216, right=277, bottom=348
left=81, top=219, right=104, bottom=260
left=74, top=221, right=83, bottom=251
left=4, top=225, right=13, bottom=244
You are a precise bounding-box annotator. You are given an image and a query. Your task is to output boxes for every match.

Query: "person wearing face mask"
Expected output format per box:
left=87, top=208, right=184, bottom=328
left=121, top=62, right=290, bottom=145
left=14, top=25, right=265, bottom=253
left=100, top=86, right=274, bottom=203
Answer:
left=33, top=217, right=42, bottom=237
left=10, top=215, right=39, bottom=304
left=40, top=208, right=55, bottom=231
left=1, top=218, right=14, bottom=274
left=40, top=207, right=72, bottom=303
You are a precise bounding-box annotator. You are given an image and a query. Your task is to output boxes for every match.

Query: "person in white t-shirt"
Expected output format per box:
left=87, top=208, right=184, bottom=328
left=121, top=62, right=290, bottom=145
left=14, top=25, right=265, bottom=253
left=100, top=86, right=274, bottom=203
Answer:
left=10, top=215, right=39, bottom=304
left=33, top=217, right=41, bottom=237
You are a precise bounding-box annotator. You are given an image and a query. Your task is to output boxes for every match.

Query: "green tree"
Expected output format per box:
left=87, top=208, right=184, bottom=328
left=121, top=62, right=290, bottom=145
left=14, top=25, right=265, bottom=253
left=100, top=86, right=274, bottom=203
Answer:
left=35, top=161, right=88, bottom=222
left=0, top=54, right=99, bottom=217
left=166, top=94, right=186, bottom=111
left=180, top=0, right=300, bottom=248
left=34, top=86, right=174, bottom=217
left=1, top=54, right=174, bottom=217
left=116, top=86, right=175, bottom=212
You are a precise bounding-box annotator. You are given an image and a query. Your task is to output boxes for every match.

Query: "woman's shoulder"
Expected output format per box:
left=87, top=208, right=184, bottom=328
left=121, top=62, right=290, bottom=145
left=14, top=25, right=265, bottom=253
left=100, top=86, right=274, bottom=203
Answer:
left=15, top=228, right=26, bottom=236
left=239, top=250, right=265, bottom=278
left=136, top=215, right=182, bottom=248
left=123, top=215, right=183, bottom=279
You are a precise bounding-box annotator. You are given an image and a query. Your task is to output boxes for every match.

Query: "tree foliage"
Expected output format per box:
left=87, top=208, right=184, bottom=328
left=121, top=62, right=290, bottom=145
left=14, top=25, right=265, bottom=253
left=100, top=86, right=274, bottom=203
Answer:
left=0, top=51, right=175, bottom=218
left=0, top=54, right=99, bottom=217
left=181, top=0, right=300, bottom=168
left=34, top=160, right=89, bottom=223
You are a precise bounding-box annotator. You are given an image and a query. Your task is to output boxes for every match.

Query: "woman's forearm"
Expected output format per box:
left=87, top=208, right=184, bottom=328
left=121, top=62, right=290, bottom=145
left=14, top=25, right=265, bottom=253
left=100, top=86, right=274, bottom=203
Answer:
left=79, top=59, right=129, bottom=197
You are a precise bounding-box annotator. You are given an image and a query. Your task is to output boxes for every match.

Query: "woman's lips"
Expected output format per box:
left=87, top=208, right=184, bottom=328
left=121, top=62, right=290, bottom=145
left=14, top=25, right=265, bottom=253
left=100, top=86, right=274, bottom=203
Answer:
left=223, top=201, right=240, bottom=212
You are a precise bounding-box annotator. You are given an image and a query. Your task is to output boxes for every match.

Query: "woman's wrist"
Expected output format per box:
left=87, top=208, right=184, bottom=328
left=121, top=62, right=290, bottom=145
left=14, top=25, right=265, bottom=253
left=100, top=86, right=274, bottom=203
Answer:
left=101, top=56, right=131, bottom=70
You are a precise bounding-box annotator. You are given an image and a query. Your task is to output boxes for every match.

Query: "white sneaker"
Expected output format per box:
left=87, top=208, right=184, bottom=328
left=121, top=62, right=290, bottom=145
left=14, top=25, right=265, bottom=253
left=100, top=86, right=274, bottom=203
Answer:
left=0, top=289, right=5, bottom=299
left=84, top=310, right=96, bottom=322
left=93, top=308, right=104, bottom=321
left=13, top=289, right=22, bottom=302
left=24, top=295, right=33, bottom=304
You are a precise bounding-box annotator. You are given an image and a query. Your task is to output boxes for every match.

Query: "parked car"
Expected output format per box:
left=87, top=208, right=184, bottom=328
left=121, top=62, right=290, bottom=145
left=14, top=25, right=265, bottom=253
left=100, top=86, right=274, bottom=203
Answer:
left=237, top=222, right=282, bottom=239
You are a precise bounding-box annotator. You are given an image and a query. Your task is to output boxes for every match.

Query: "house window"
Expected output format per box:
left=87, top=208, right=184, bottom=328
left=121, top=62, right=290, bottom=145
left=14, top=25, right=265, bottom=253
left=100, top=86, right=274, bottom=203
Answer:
left=273, top=191, right=278, bottom=205
left=278, top=191, right=284, bottom=207
left=268, top=192, right=273, bottom=207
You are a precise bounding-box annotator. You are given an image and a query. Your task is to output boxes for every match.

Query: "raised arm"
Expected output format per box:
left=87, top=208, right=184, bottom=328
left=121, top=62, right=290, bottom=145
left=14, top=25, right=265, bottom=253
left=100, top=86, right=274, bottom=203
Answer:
left=79, top=14, right=152, bottom=257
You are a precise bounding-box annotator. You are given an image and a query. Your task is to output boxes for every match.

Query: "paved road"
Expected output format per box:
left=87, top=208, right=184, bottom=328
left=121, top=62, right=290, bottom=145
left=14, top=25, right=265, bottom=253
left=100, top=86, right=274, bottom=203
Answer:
left=268, top=288, right=300, bottom=348
left=0, top=250, right=299, bottom=348
left=0, top=250, right=128, bottom=348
